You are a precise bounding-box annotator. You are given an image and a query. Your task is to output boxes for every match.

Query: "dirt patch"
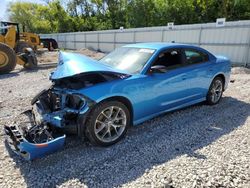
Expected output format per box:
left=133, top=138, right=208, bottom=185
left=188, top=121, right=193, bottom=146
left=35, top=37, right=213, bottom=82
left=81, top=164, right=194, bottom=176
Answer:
left=75, top=48, right=105, bottom=60
left=37, top=51, right=59, bottom=64
left=36, top=48, right=105, bottom=64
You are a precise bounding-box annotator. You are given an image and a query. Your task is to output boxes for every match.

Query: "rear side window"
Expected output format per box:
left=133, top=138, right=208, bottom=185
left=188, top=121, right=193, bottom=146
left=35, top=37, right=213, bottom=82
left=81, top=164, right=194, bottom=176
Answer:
left=184, top=49, right=209, bottom=65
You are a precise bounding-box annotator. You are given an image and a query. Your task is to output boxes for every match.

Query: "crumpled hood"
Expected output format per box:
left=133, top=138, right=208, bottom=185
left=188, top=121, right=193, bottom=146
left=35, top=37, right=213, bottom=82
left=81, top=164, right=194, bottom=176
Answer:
left=51, top=51, right=129, bottom=80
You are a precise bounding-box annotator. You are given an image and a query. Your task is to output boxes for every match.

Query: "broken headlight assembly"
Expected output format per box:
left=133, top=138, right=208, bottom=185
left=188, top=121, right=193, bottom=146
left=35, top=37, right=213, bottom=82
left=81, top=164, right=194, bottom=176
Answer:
left=4, top=88, right=90, bottom=160
left=65, top=94, right=86, bottom=111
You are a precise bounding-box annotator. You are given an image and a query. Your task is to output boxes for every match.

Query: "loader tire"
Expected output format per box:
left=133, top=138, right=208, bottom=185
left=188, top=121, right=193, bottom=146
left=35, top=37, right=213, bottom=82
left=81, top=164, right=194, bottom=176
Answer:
left=23, top=52, right=38, bottom=69
left=15, top=41, right=34, bottom=53
left=0, top=43, right=17, bottom=74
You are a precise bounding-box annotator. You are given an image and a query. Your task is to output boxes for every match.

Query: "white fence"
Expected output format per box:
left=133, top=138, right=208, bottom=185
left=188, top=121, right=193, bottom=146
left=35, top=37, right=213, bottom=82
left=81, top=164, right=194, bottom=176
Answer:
left=40, top=20, right=250, bottom=66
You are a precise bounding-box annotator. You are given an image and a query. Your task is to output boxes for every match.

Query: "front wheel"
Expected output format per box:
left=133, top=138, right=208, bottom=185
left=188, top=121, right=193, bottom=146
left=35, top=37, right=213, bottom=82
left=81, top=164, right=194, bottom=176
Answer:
left=206, top=77, right=224, bottom=105
left=0, top=43, right=17, bottom=74
left=85, top=101, right=130, bottom=146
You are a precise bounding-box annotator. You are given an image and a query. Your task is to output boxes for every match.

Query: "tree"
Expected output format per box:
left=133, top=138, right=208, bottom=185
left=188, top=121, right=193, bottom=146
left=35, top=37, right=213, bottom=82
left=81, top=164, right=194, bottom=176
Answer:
left=7, top=0, right=250, bottom=33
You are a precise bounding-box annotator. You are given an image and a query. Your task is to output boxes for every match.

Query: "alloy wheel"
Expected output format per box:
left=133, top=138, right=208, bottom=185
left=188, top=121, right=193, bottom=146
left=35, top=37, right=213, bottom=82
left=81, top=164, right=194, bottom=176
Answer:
left=94, top=106, right=127, bottom=143
left=210, top=79, right=223, bottom=103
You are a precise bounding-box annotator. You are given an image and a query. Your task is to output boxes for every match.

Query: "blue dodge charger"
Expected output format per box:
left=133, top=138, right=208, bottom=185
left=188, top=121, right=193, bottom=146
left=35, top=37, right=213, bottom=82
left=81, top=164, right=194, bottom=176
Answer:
left=5, top=43, right=231, bottom=160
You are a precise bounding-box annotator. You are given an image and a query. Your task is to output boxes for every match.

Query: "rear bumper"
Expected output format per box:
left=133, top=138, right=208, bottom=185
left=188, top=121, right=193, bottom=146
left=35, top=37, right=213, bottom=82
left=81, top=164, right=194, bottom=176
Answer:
left=4, top=123, right=65, bottom=160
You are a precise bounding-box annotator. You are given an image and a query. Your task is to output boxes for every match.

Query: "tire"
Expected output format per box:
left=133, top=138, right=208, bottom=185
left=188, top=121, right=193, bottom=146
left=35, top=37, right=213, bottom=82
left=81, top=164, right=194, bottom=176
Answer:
left=85, top=101, right=130, bottom=146
left=23, top=54, right=38, bottom=69
left=15, top=41, right=33, bottom=53
left=40, top=38, right=58, bottom=51
left=50, top=39, right=58, bottom=49
left=206, top=77, right=224, bottom=105
left=0, top=43, right=17, bottom=74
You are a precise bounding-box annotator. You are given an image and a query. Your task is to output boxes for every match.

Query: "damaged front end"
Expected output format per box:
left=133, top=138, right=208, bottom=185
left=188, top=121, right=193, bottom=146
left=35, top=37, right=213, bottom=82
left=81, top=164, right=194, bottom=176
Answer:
left=4, top=86, right=93, bottom=160
left=4, top=51, right=130, bottom=160
left=4, top=120, right=65, bottom=160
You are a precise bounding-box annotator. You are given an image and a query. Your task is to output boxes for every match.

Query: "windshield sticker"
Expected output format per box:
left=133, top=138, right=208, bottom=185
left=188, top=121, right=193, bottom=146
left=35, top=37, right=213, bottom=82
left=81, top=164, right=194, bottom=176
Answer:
left=139, top=49, right=155, bottom=54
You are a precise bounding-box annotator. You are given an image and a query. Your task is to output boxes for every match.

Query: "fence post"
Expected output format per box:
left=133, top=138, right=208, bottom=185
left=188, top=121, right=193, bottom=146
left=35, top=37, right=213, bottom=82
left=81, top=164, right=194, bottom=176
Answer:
left=133, top=31, right=136, bottom=43
left=245, top=27, right=250, bottom=67
left=161, top=29, right=165, bottom=42
left=113, top=32, right=116, bottom=50
left=84, top=33, right=86, bottom=49
left=198, top=27, right=203, bottom=46
left=97, top=32, right=100, bottom=51
left=74, top=33, right=76, bottom=50
left=64, top=34, right=66, bottom=49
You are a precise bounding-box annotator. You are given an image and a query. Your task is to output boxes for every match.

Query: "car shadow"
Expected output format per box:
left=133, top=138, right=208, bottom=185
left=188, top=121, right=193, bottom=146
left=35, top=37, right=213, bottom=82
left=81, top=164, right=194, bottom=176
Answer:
left=4, top=96, right=250, bottom=187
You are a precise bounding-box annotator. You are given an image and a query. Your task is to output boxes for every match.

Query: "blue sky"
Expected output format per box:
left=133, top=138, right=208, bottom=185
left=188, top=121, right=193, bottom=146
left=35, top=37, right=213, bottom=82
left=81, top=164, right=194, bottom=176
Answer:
left=0, top=0, right=45, bottom=21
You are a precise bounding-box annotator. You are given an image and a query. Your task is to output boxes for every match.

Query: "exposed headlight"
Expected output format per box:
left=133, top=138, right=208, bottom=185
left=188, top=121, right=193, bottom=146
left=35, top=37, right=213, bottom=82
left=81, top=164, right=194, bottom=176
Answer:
left=65, top=94, right=86, bottom=110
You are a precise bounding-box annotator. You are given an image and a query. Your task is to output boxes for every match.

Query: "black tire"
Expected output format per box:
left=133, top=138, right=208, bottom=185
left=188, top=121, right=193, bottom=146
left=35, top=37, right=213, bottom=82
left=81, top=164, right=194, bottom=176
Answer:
left=23, top=54, right=38, bottom=69
left=15, top=41, right=34, bottom=53
left=85, top=101, right=130, bottom=146
left=0, top=43, right=17, bottom=74
left=206, top=77, right=224, bottom=105
left=40, top=38, right=58, bottom=51
left=50, top=39, right=58, bottom=49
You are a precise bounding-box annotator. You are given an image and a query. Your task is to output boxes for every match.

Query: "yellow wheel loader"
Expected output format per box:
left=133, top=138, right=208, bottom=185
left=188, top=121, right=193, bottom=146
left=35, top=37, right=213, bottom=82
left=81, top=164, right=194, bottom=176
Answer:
left=0, top=21, right=38, bottom=74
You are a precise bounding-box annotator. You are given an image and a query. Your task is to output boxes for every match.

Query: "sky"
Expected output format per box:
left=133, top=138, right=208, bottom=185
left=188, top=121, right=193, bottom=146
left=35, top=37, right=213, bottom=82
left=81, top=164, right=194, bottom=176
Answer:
left=0, top=0, right=45, bottom=21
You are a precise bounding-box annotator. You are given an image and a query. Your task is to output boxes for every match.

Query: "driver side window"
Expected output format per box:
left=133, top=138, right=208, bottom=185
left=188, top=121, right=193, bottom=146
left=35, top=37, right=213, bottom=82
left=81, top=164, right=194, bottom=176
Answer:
left=152, top=49, right=183, bottom=73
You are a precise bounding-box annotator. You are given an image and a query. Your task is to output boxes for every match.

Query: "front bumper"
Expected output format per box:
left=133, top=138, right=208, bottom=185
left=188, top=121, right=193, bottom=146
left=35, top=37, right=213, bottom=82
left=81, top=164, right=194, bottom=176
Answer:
left=4, top=125, right=65, bottom=160
left=4, top=111, right=66, bottom=160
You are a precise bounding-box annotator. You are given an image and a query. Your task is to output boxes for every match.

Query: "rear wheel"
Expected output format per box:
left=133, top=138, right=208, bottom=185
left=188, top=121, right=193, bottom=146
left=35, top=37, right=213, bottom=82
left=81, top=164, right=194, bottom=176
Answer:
left=85, top=101, right=130, bottom=146
left=206, top=77, right=224, bottom=105
left=0, top=43, right=17, bottom=74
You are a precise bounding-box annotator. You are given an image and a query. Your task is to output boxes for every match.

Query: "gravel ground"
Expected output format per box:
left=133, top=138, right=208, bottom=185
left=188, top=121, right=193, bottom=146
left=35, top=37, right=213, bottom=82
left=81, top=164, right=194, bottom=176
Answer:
left=0, top=50, right=249, bottom=188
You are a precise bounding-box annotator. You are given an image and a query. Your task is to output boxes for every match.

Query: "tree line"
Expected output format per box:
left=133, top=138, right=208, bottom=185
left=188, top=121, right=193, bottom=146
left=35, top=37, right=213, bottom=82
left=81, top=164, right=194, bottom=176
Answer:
left=8, top=0, right=250, bottom=34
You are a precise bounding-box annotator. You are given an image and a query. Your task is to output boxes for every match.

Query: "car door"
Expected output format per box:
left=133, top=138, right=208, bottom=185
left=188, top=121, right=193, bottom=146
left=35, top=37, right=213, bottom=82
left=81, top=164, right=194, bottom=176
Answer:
left=133, top=48, right=192, bottom=119
left=180, top=48, right=215, bottom=99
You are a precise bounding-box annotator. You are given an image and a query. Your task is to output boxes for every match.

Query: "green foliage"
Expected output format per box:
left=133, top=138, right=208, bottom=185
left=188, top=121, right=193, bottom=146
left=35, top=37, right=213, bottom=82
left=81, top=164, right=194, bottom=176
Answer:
left=8, top=0, right=250, bottom=33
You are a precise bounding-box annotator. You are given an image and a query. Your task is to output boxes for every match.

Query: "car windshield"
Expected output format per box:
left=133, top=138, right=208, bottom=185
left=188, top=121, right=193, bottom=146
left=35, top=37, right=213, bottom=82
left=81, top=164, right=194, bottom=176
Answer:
left=99, top=47, right=155, bottom=74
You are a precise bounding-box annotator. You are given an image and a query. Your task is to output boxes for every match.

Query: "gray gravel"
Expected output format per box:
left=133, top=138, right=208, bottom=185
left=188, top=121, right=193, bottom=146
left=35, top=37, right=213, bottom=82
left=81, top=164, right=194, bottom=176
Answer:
left=0, top=52, right=249, bottom=188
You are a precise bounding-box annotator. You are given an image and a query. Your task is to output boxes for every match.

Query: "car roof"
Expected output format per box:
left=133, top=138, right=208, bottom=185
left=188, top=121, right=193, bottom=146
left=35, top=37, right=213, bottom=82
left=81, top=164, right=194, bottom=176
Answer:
left=123, top=42, right=195, bottom=50
left=123, top=42, right=216, bottom=62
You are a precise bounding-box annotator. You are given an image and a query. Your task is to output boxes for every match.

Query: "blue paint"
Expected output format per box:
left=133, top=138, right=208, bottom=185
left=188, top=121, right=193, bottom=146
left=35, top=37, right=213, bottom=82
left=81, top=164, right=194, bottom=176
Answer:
left=51, top=43, right=230, bottom=126
left=76, top=43, right=230, bottom=124
left=51, top=51, right=130, bottom=80
left=18, top=135, right=66, bottom=160
left=5, top=43, right=231, bottom=160
left=4, top=124, right=66, bottom=160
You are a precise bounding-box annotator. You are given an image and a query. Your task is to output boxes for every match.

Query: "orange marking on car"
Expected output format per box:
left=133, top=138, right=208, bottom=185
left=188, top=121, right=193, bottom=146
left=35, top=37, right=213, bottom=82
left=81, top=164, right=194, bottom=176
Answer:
left=36, top=143, right=48, bottom=148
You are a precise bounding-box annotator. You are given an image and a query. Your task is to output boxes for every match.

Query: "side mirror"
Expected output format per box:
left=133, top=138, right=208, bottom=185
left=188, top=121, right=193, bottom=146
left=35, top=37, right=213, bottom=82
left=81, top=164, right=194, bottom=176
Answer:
left=149, top=65, right=167, bottom=74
